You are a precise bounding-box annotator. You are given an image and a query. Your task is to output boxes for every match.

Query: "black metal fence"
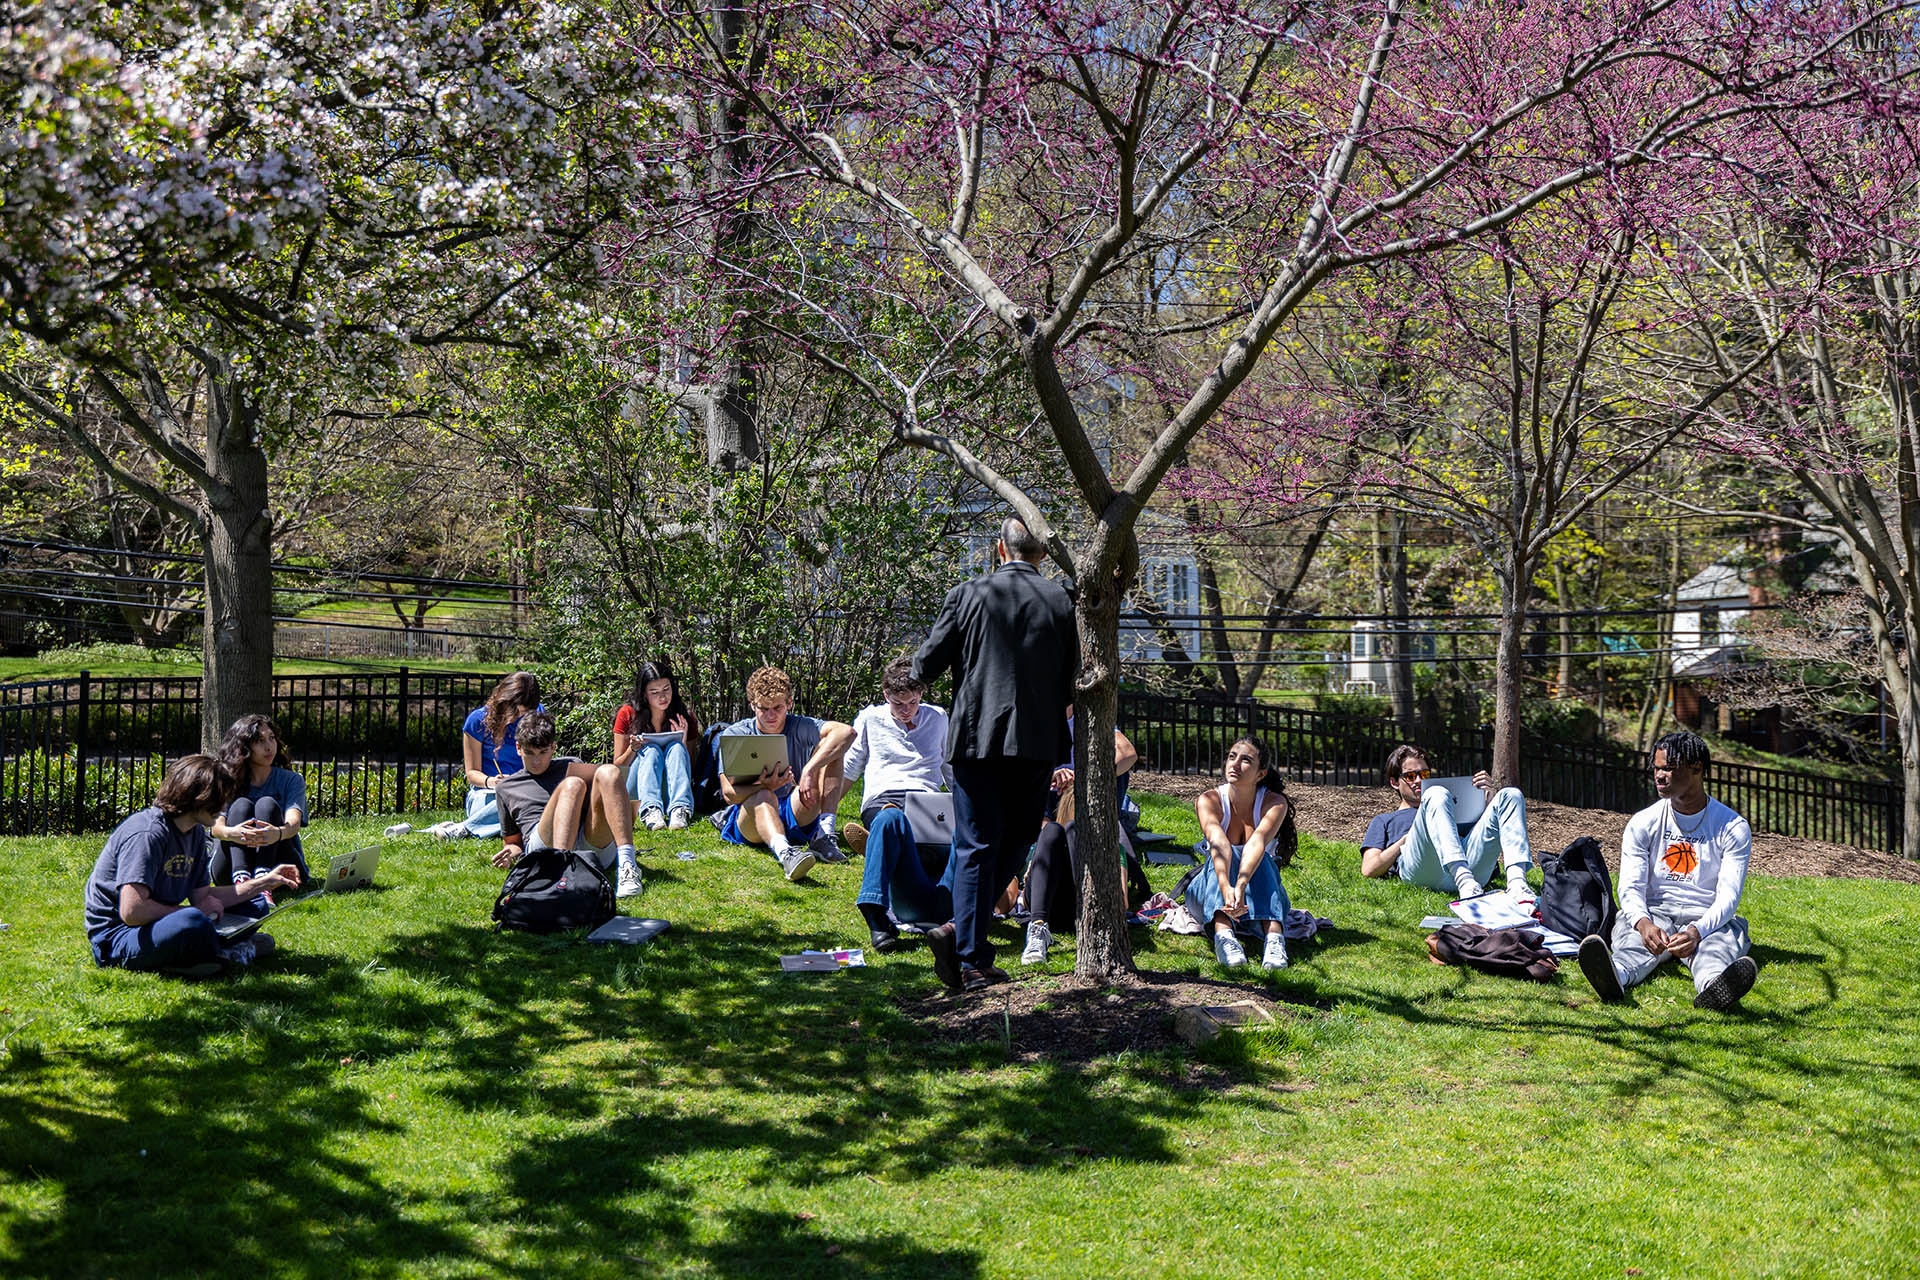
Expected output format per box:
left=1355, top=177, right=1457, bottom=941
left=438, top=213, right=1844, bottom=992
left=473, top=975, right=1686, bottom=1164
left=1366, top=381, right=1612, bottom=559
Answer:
left=1118, top=691, right=1906, bottom=856
left=0, top=670, right=504, bottom=835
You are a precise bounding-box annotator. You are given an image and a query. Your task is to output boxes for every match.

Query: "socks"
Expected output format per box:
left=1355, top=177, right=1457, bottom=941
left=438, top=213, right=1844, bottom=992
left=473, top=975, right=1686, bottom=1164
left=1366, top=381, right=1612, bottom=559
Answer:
left=616, top=843, right=638, bottom=868
left=818, top=813, right=836, bottom=838
left=768, top=834, right=793, bottom=857
left=1453, top=868, right=1483, bottom=897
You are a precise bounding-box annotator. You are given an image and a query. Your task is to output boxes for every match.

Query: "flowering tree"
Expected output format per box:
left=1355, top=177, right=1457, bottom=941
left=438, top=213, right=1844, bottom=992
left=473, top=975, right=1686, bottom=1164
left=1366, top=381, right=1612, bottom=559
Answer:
left=0, top=0, right=653, bottom=744
left=633, top=0, right=1916, bottom=974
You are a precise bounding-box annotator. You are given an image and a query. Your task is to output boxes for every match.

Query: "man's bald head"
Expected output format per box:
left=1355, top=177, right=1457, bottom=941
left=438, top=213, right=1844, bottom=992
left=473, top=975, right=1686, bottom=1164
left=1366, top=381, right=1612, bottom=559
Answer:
left=998, top=517, right=1048, bottom=563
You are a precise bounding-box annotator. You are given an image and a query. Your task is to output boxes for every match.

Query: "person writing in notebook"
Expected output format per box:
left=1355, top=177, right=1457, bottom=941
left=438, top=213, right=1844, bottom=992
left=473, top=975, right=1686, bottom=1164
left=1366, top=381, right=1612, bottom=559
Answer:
left=1357, top=744, right=1534, bottom=899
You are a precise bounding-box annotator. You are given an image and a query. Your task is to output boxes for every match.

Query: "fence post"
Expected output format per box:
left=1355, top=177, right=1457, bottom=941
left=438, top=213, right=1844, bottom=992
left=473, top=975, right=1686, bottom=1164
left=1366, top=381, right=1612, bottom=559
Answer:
left=397, top=666, right=409, bottom=813
left=72, top=669, right=90, bottom=832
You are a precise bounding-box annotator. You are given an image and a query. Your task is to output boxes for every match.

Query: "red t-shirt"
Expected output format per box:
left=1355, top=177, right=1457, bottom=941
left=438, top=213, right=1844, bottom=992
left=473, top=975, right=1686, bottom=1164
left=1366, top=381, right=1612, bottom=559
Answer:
left=613, top=703, right=639, bottom=735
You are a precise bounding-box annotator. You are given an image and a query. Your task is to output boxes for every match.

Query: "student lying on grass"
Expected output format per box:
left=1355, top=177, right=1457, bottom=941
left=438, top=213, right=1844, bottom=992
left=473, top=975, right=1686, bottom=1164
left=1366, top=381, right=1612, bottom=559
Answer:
left=490, top=712, right=643, bottom=899
left=85, top=754, right=301, bottom=976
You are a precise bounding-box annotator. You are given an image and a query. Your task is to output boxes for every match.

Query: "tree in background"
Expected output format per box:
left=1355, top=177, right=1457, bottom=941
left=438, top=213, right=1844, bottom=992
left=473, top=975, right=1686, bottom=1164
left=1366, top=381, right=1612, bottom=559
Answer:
left=0, top=0, right=654, bottom=745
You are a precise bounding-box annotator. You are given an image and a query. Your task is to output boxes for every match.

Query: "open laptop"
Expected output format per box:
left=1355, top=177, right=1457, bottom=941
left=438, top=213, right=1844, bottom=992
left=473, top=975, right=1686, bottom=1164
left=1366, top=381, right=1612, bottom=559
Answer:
left=212, top=846, right=380, bottom=941
left=1422, top=776, right=1488, bottom=826
left=904, top=791, right=956, bottom=845
left=719, top=733, right=789, bottom=782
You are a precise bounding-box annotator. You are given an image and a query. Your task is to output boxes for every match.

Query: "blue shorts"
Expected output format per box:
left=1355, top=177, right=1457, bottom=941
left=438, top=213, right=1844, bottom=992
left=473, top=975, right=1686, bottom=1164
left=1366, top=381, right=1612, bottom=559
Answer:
left=719, top=793, right=820, bottom=847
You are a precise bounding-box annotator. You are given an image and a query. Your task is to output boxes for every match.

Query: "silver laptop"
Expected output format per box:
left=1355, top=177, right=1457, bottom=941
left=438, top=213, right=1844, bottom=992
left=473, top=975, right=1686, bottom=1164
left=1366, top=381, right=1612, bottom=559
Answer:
left=1423, top=776, right=1488, bottom=826
left=904, top=792, right=956, bottom=845
left=720, top=733, right=789, bottom=781
left=321, top=845, right=379, bottom=893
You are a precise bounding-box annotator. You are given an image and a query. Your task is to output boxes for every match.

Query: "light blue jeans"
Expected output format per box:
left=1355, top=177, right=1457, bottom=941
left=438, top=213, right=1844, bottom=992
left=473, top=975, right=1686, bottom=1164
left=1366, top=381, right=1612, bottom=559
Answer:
left=1396, top=785, right=1532, bottom=893
left=463, top=788, right=502, bottom=839
left=1185, top=843, right=1291, bottom=923
left=627, top=740, right=694, bottom=817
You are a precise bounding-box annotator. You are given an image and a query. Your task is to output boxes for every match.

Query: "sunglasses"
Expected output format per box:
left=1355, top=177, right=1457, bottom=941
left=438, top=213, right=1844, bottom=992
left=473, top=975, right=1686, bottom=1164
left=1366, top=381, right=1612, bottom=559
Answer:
left=1400, top=768, right=1432, bottom=781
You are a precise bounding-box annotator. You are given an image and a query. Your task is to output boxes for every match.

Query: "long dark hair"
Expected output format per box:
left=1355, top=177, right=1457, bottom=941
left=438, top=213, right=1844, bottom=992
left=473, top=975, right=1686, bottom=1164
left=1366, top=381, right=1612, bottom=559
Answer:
left=1229, top=735, right=1298, bottom=868
left=627, top=659, right=699, bottom=736
left=484, top=671, right=542, bottom=747
left=218, top=713, right=289, bottom=788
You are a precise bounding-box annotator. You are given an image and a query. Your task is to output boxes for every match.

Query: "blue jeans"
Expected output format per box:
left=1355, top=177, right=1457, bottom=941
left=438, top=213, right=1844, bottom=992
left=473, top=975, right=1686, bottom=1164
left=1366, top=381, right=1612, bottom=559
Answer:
left=950, top=757, right=1053, bottom=969
left=91, top=907, right=221, bottom=970
left=1396, top=785, right=1532, bottom=892
left=627, top=741, right=694, bottom=816
left=855, top=807, right=955, bottom=923
left=1186, top=844, right=1291, bottom=923
left=463, top=788, right=502, bottom=838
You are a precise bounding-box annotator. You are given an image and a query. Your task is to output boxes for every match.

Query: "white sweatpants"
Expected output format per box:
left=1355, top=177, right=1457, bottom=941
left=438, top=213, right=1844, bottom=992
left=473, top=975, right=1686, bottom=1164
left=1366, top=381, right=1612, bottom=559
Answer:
left=1609, top=910, right=1751, bottom=992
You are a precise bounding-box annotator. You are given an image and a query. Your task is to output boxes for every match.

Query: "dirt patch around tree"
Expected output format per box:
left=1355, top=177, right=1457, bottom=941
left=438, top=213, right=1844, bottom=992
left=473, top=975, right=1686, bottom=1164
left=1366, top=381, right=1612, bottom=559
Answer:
left=1132, top=771, right=1920, bottom=885
left=904, top=968, right=1308, bottom=1073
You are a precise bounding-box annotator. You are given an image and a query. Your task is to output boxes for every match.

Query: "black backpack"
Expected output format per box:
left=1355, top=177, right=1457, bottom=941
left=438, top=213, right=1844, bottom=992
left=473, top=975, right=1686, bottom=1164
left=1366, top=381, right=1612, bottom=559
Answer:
left=691, top=721, right=731, bottom=816
left=492, top=848, right=616, bottom=934
left=1538, top=835, right=1617, bottom=942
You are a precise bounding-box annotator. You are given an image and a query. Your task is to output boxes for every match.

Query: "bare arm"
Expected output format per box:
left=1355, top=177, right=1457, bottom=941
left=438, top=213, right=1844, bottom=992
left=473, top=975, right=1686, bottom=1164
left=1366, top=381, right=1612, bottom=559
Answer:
left=463, top=733, right=499, bottom=790
left=118, top=881, right=185, bottom=927
left=612, top=730, right=638, bottom=768
left=1113, top=729, right=1138, bottom=776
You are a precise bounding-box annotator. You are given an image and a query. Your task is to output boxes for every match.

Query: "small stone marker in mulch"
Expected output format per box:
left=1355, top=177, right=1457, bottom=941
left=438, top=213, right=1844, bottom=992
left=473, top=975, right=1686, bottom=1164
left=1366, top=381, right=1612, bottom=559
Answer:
left=1174, top=1000, right=1276, bottom=1046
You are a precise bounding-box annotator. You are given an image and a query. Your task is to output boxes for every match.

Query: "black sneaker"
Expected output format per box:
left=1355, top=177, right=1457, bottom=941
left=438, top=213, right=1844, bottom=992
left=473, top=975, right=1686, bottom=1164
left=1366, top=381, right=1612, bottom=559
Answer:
left=1578, top=935, right=1626, bottom=1004
left=870, top=928, right=908, bottom=953
left=809, top=833, right=848, bottom=864
left=926, top=922, right=962, bottom=991
left=1693, top=956, right=1757, bottom=1011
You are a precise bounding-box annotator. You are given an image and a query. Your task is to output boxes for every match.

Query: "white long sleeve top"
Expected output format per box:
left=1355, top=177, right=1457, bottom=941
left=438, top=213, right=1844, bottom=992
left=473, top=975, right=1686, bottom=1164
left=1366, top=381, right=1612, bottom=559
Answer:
left=1618, top=796, right=1752, bottom=939
left=843, top=702, right=952, bottom=802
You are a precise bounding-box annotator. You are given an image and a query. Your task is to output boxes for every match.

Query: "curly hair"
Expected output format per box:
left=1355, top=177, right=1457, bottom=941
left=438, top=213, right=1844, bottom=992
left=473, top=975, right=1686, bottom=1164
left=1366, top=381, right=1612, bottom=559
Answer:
left=217, top=714, right=289, bottom=788
left=745, top=665, right=794, bottom=707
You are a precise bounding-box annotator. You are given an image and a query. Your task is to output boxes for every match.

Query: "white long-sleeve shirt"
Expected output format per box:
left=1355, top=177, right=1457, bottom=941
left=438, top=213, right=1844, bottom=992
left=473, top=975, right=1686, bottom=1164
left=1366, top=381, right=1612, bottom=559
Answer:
left=1618, top=796, right=1752, bottom=938
left=843, top=702, right=952, bottom=802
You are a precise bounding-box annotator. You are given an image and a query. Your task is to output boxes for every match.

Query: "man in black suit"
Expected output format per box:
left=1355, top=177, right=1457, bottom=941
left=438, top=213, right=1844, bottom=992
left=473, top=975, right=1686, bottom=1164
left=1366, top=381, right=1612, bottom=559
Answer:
left=913, top=517, right=1078, bottom=991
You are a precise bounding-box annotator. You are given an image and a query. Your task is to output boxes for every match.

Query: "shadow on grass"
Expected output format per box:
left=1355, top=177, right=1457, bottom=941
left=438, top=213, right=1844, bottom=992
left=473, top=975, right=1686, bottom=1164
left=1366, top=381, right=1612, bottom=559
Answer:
left=1, top=911, right=1199, bottom=1277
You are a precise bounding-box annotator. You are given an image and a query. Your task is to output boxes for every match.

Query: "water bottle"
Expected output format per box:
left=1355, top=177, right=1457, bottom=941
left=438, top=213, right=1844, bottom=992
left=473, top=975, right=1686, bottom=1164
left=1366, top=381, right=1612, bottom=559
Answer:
left=384, top=823, right=413, bottom=838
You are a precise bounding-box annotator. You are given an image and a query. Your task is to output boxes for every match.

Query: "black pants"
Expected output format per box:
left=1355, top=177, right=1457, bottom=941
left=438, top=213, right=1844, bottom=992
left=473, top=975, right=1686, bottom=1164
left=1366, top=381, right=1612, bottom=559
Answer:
left=1026, top=820, right=1147, bottom=932
left=212, top=795, right=309, bottom=889
left=949, top=757, right=1053, bottom=969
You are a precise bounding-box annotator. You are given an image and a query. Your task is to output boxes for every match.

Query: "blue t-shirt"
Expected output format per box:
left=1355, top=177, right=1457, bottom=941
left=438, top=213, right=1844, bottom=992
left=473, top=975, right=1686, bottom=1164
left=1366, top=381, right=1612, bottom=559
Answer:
left=722, top=713, right=824, bottom=799
left=463, top=706, right=536, bottom=778
left=1361, top=806, right=1472, bottom=851
left=84, top=807, right=210, bottom=942
left=242, top=766, right=307, bottom=817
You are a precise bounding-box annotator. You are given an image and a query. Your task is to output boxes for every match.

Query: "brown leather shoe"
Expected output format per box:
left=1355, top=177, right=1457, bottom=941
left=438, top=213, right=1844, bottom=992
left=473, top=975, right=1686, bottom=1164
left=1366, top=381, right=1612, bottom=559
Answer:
left=961, top=964, right=1010, bottom=992
left=842, top=821, right=869, bottom=858
left=927, top=922, right=962, bottom=990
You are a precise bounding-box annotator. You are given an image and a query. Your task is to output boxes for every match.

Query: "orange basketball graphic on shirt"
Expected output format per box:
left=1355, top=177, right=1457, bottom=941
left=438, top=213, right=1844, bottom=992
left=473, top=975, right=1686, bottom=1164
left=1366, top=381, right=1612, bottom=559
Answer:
left=1663, top=842, right=1698, bottom=876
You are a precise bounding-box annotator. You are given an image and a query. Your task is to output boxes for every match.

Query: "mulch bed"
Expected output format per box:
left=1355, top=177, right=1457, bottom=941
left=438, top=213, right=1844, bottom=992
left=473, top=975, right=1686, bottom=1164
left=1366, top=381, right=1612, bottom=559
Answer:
left=900, top=770, right=1919, bottom=1064
left=905, top=968, right=1299, bottom=1070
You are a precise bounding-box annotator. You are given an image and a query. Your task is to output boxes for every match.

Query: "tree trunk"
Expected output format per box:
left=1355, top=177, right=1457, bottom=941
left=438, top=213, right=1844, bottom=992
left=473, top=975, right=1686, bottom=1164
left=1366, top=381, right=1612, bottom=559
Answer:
left=1073, top=529, right=1135, bottom=981
left=1489, top=556, right=1531, bottom=787
left=1553, top=560, right=1574, bottom=697
left=201, top=402, right=274, bottom=752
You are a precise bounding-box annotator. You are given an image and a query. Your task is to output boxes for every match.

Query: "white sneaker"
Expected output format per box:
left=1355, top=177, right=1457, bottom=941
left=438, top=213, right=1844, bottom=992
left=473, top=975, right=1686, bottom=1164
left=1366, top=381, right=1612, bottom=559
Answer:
left=779, top=848, right=816, bottom=882
left=640, top=808, right=668, bottom=832
left=428, top=820, right=466, bottom=841
left=1455, top=878, right=1485, bottom=899
left=1021, top=920, right=1053, bottom=965
left=1507, top=881, right=1538, bottom=913
left=617, top=860, right=644, bottom=899
left=1261, top=932, right=1289, bottom=970
left=1212, top=930, right=1247, bottom=968
left=667, top=807, right=690, bottom=831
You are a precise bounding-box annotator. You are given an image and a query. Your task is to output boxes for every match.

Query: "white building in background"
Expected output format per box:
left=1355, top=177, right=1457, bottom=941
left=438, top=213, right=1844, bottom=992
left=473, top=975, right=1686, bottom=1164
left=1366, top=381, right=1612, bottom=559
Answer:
left=1337, top=621, right=1436, bottom=693
left=1670, top=534, right=1851, bottom=678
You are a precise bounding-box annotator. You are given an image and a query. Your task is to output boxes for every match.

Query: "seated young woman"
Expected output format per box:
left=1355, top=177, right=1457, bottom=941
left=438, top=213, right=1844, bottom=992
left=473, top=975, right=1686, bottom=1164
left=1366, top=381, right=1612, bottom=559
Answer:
left=611, top=659, right=703, bottom=831
left=1015, top=785, right=1153, bottom=965
left=208, top=714, right=310, bottom=910
left=449, top=671, right=542, bottom=839
left=1188, top=735, right=1298, bottom=971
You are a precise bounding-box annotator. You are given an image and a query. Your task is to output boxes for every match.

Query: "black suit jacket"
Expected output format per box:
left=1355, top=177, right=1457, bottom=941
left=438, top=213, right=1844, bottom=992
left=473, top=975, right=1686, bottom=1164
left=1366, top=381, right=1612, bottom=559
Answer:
left=913, top=559, right=1078, bottom=763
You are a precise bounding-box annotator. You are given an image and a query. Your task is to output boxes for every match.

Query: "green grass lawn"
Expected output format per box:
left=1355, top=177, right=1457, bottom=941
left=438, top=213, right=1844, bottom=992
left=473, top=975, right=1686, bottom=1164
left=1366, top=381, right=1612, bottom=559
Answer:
left=2, top=793, right=1916, bottom=1278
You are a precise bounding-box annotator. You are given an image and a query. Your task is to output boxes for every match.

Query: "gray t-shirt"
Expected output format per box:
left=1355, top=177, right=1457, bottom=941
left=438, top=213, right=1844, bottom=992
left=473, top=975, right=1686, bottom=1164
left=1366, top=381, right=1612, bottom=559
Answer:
left=84, top=807, right=210, bottom=942
left=496, top=758, right=580, bottom=841
left=242, top=766, right=308, bottom=816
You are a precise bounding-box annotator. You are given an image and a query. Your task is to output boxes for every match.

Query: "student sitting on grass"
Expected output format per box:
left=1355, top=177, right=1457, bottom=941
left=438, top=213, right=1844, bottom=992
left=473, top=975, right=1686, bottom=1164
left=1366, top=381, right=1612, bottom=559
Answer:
left=842, top=657, right=955, bottom=951
left=1014, top=786, right=1151, bottom=966
left=715, top=665, right=855, bottom=883
left=209, top=714, right=309, bottom=909
left=441, top=671, right=543, bottom=840
left=1188, top=736, right=1297, bottom=971
left=612, top=659, right=702, bottom=832
left=1358, top=744, right=1533, bottom=900
left=491, top=712, right=644, bottom=899
left=85, top=754, right=302, bottom=975
left=1578, top=730, right=1760, bottom=1012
